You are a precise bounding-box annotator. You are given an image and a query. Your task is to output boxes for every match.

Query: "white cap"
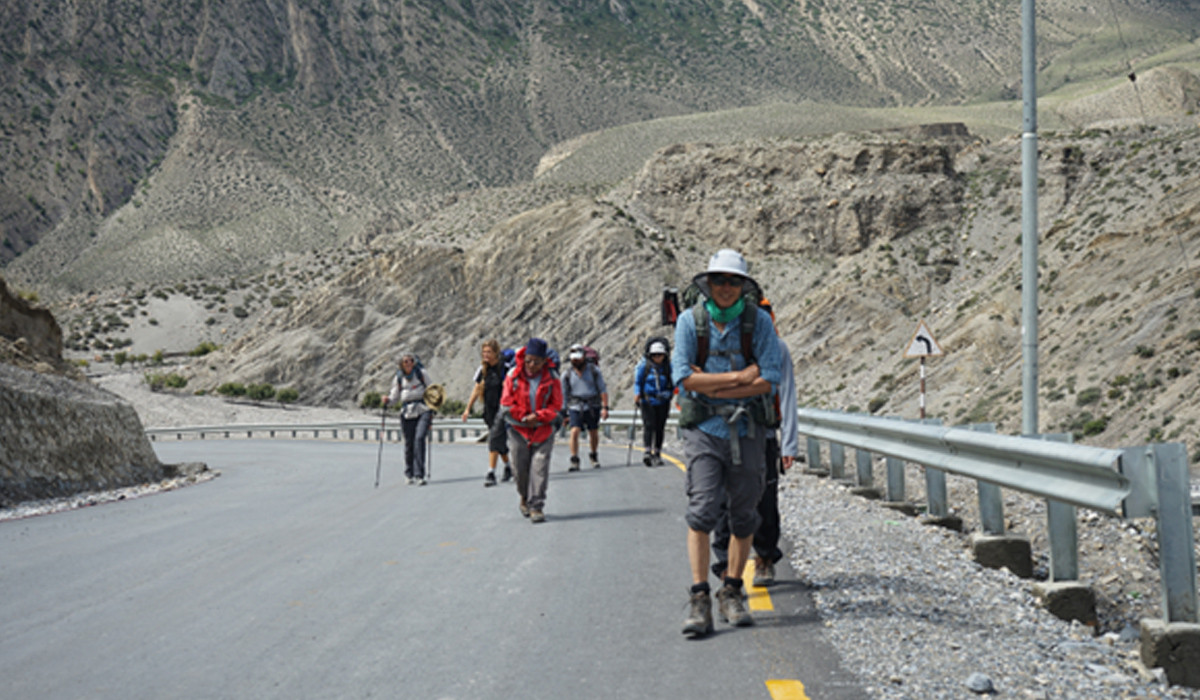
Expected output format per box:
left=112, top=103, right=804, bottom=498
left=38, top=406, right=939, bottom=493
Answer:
left=648, top=341, right=668, bottom=355
left=568, top=349, right=584, bottom=360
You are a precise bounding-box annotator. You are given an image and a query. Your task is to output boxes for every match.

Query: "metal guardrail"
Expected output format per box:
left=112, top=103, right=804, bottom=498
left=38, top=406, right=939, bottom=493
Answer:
left=796, top=407, right=1197, bottom=625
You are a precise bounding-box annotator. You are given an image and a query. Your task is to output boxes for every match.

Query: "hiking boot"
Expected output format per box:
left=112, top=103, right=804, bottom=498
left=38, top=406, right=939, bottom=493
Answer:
left=681, top=589, right=713, bottom=637
left=716, top=583, right=754, bottom=627
left=589, top=452, right=600, bottom=468
left=484, top=471, right=497, bottom=487
left=568, top=455, right=581, bottom=472
left=519, top=498, right=530, bottom=518
left=417, top=478, right=427, bottom=486
left=654, top=454, right=665, bottom=466
left=405, top=477, right=415, bottom=485
left=643, top=454, right=653, bottom=467
left=530, top=510, right=545, bottom=523
left=753, top=558, right=776, bottom=587
left=502, top=465, right=513, bottom=482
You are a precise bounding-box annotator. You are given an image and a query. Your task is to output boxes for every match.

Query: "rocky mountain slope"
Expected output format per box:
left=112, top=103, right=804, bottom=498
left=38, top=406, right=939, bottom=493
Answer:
left=4, top=0, right=1200, bottom=294
left=182, top=102, right=1200, bottom=477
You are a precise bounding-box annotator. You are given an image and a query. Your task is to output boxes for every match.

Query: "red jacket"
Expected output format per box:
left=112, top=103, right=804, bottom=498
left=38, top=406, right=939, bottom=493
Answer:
left=500, top=347, right=563, bottom=444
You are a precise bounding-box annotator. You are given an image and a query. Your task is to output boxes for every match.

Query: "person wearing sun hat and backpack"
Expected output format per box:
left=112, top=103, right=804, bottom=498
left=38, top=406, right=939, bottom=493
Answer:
left=672, top=249, right=782, bottom=637
left=633, top=337, right=674, bottom=466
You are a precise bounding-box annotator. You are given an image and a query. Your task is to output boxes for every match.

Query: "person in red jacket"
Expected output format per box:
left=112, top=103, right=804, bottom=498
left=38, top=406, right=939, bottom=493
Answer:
left=500, top=337, right=563, bottom=523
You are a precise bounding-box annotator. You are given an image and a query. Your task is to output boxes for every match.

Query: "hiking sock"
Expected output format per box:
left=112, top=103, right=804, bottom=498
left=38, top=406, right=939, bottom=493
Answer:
left=722, top=577, right=744, bottom=593
left=691, top=581, right=711, bottom=595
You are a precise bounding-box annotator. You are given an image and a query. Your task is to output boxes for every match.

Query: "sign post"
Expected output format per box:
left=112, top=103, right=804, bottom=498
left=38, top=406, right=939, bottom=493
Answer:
left=904, top=320, right=943, bottom=419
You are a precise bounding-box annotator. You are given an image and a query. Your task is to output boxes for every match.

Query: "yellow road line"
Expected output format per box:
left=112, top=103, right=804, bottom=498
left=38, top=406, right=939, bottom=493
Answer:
left=765, top=679, right=810, bottom=700
left=743, top=559, right=773, bottom=612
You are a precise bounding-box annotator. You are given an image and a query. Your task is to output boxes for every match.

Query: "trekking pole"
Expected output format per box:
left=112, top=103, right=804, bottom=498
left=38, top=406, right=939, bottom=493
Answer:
left=374, top=404, right=387, bottom=488
left=627, top=400, right=639, bottom=466
left=426, top=420, right=433, bottom=481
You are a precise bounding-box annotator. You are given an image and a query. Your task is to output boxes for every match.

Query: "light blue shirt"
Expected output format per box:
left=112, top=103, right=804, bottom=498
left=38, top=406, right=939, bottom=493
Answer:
left=671, top=305, right=782, bottom=440
left=776, top=337, right=799, bottom=458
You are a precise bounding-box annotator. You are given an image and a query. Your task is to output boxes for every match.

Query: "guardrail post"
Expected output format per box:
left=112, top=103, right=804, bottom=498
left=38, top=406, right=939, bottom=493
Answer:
left=966, top=423, right=1006, bottom=535
left=855, top=449, right=873, bottom=488
left=1151, top=442, right=1198, bottom=623
left=805, top=437, right=826, bottom=475
left=829, top=443, right=846, bottom=480
left=885, top=456, right=904, bottom=502
left=1036, top=433, right=1078, bottom=582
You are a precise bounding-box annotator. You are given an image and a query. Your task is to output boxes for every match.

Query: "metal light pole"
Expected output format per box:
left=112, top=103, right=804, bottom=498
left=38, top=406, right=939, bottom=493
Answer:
left=1021, top=0, right=1039, bottom=437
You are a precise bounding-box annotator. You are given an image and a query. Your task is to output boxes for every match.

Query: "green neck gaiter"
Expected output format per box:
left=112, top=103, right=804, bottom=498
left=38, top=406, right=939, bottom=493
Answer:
left=705, top=296, right=745, bottom=324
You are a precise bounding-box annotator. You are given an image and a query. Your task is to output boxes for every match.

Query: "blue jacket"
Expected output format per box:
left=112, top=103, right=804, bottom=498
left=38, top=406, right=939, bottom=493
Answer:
left=634, top=357, right=674, bottom=407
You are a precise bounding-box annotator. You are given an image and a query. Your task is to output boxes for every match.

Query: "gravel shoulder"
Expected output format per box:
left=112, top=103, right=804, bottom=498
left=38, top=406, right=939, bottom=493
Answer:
left=780, top=469, right=1200, bottom=699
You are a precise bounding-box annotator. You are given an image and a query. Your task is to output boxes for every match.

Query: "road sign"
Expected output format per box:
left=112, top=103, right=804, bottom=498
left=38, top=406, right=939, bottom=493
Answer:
left=904, top=320, right=943, bottom=358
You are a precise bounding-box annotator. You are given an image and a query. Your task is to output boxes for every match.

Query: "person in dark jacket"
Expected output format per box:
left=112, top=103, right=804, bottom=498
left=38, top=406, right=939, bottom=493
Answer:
left=500, top=338, right=564, bottom=523
left=462, top=339, right=512, bottom=487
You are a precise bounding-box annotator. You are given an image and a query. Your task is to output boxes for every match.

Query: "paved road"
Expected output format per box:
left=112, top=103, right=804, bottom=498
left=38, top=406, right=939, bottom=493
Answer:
left=1, top=439, right=866, bottom=700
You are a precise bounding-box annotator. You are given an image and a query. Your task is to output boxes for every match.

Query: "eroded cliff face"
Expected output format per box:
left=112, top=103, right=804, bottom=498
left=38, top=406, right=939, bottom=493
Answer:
left=0, top=278, right=198, bottom=506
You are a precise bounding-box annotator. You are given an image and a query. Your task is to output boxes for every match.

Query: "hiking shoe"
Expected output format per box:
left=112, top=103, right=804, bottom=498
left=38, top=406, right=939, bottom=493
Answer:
left=753, top=559, right=776, bottom=587
left=568, top=456, right=581, bottom=472
left=417, top=478, right=427, bottom=486
left=590, top=452, right=600, bottom=468
left=405, top=477, right=415, bottom=485
left=530, top=510, right=545, bottom=523
left=681, top=590, right=713, bottom=637
left=502, top=465, right=513, bottom=482
left=484, top=471, right=497, bottom=487
left=654, top=454, right=665, bottom=466
left=716, top=584, right=754, bottom=627
left=643, top=454, right=653, bottom=467
left=519, top=499, right=530, bottom=518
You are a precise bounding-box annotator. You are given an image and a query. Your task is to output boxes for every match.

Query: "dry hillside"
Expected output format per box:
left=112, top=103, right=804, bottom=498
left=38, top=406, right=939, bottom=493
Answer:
left=178, top=106, right=1200, bottom=481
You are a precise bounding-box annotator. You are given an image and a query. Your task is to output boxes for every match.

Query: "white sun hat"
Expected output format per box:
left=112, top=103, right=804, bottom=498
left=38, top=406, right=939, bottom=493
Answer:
left=693, top=248, right=756, bottom=295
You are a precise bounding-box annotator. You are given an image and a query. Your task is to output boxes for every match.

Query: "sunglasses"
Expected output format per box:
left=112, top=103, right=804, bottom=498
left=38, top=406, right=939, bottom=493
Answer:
left=707, top=274, right=742, bottom=287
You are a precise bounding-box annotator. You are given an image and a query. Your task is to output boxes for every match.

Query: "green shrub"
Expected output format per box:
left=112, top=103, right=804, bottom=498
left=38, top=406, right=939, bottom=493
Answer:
left=217, top=382, right=247, bottom=396
left=361, top=391, right=382, bottom=409
left=276, top=387, right=299, bottom=404
left=247, top=383, right=276, bottom=401
left=868, top=395, right=887, bottom=414
left=1076, top=387, right=1102, bottom=406
left=439, top=398, right=466, bottom=417
left=114, top=351, right=129, bottom=366
left=189, top=341, right=220, bottom=357
left=165, top=373, right=187, bottom=389
left=145, top=373, right=166, bottom=391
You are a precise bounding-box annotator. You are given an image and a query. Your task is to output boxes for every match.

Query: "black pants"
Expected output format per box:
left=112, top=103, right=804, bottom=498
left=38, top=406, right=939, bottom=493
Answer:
left=711, top=435, right=782, bottom=577
left=641, top=402, right=670, bottom=453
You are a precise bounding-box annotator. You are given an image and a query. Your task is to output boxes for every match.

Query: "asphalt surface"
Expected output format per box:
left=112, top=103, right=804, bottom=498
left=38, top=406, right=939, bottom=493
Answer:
left=1, top=438, right=866, bottom=700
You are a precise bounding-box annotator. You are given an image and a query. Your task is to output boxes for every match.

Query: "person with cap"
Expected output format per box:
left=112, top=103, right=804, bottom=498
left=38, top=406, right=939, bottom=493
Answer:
left=672, top=249, right=782, bottom=637
left=383, top=353, right=435, bottom=486
left=561, top=343, right=609, bottom=470
left=462, top=339, right=513, bottom=487
left=500, top=337, right=563, bottom=523
left=710, top=308, right=799, bottom=588
left=633, top=338, right=674, bottom=466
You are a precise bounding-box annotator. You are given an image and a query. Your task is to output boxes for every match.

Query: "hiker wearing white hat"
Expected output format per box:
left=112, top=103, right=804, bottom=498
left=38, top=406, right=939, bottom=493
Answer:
left=671, top=248, right=783, bottom=637
left=634, top=336, right=674, bottom=466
